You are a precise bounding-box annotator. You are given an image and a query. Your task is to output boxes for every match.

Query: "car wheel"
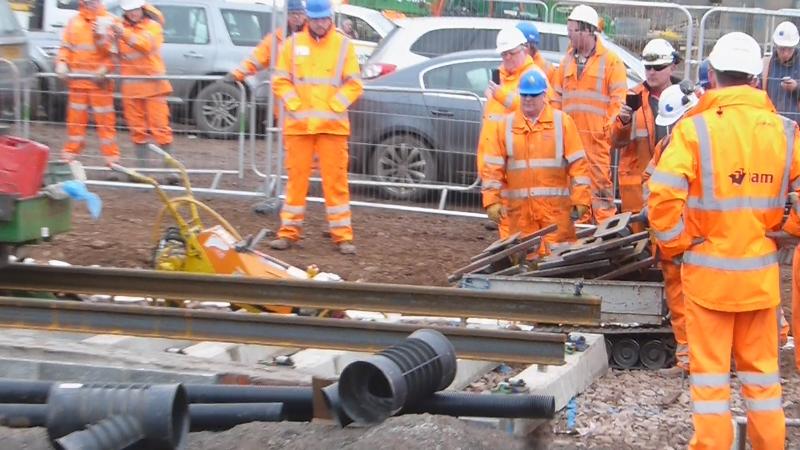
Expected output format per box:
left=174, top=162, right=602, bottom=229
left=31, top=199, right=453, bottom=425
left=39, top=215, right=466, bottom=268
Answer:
left=370, top=133, right=437, bottom=201
left=194, top=82, right=245, bottom=139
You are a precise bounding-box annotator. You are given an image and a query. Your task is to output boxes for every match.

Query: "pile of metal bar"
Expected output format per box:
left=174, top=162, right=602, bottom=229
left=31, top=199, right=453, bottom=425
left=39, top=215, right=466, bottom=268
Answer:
left=450, top=212, right=659, bottom=282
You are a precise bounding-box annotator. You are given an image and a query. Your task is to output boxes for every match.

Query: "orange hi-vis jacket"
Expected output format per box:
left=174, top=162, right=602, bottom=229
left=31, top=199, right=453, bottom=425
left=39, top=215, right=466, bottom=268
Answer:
left=476, top=56, right=535, bottom=172
left=56, top=6, right=116, bottom=91
left=272, top=28, right=363, bottom=136
left=117, top=5, right=171, bottom=98
left=648, top=86, right=800, bottom=312
left=532, top=51, right=555, bottom=84
left=233, top=29, right=285, bottom=82
left=612, top=82, right=657, bottom=213
left=481, top=105, right=591, bottom=242
left=551, top=39, right=627, bottom=141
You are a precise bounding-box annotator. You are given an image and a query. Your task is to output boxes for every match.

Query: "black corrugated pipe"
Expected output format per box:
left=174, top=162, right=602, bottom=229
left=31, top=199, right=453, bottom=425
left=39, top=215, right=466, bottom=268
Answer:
left=184, top=385, right=312, bottom=421
left=402, top=392, right=556, bottom=419
left=45, top=383, right=189, bottom=450
left=0, top=379, right=51, bottom=403
left=0, top=403, right=47, bottom=427
left=55, top=415, right=144, bottom=450
left=334, top=329, right=457, bottom=425
left=189, top=403, right=284, bottom=431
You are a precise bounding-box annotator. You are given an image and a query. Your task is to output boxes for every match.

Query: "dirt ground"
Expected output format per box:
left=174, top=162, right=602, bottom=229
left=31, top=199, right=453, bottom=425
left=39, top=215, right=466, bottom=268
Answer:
left=8, top=122, right=800, bottom=448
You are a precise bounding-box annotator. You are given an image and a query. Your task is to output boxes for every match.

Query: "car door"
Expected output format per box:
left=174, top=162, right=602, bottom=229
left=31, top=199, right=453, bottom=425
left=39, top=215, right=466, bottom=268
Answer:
left=153, top=3, right=216, bottom=99
left=421, top=58, right=497, bottom=185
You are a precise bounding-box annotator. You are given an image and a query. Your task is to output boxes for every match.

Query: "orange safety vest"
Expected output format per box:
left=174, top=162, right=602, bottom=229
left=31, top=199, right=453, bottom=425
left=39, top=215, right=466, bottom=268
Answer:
left=272, top=28, right=363, bottom=136
left=611, top=82, right=657, bottom=213
left=551, top=39, right=627, bottom=138
left=480, top=105, right=591, bottom=228
left=476, top=56, right=535, bottom=179
left=233, top=29, right=285, bottom=81
left=117, top=5, right=171, bottom=98
left=648, top=86, right=800, bottom=312
left=56, top=6, right=116, bottom=91
left=532, top=51, right=555, bottom=85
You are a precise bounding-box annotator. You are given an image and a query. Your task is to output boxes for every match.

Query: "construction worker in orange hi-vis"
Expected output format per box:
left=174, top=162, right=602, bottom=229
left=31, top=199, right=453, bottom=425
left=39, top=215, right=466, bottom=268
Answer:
left=270, top=0, right=362, bottom=255
left=477, top=26, right=537, bottom=239
left=641, top=84, right=698, bottom=377
left=516, top=21, right=554, bottom=83
left=481, top=69, right=590, bottom=253
left=54, top=0, right=118, bottom=167
left=113, top=0, right=175, bottom=182
left=551, top=4, right=627, bottom=224
left=649, top=32, right=800, bottom=450
left=227, top=0, right=307, bottom=84
left=613, top=39, right=681, bottom=229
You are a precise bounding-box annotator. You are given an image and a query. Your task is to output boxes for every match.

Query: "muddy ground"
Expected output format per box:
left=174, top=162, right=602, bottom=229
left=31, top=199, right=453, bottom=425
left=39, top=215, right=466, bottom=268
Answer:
left=6, top=123, right=800, bottom=448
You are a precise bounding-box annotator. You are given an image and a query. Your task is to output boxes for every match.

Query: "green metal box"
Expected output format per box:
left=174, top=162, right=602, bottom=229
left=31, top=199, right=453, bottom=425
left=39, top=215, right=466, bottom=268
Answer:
left=0, top=195, right=72, bottom=244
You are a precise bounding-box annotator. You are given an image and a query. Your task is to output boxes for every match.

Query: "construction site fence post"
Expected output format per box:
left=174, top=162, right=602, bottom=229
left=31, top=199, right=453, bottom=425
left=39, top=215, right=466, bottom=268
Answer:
left=548, top=0, right=693, bottom=79
left=0, top=58, right=22, bottom=137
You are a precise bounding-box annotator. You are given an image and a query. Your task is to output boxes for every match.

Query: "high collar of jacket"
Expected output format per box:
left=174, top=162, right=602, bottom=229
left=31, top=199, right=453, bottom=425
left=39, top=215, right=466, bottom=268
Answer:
left=500, top=56, right=534, bottom=80
left=563, top=39, right=607, bottom=78
left=686, top=85, right=776, bottom=119
left=513, top=103, right=554, bottom=131
left=308, top=25, right=335, bottom=43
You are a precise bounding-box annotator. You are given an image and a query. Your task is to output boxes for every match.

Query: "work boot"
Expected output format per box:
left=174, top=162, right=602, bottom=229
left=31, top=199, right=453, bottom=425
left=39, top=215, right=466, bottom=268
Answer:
left=338, top=241, right=356, bottom=255
left=269, top=238, right=292, bottom=250
left=658, top=365, right=688, bottom=378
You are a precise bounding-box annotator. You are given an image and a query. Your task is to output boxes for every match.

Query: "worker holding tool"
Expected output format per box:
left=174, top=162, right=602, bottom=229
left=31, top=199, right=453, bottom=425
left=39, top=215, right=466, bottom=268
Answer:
left=612, top=39, right=680, bottom=229
left=112, top=0, right=175, bottom=182
left=270, top=0, right=362, bottom=255
left=641, top=83, right=698, bottom=377
left=551, top=4, right=627, bottom=224
left=227, top=0, right=308, bottom=83
left=648, top=32, right=800, bottom=450
left=477, top=26, right=538, bottom=239
left=516, top=21, right=554, bottom=82
left=481, top=69, right=590, bottom=253
left=55, top=0, right=119, bottom=167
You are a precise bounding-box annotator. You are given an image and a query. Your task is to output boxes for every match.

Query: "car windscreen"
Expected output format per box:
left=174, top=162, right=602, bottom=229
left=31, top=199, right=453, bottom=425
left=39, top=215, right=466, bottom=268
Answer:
left=221, top=9, right=272, bottom=47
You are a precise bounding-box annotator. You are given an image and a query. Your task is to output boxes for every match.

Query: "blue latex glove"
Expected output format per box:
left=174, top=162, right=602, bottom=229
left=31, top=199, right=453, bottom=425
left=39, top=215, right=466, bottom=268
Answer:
left=61, top=180, right=103, bottom=219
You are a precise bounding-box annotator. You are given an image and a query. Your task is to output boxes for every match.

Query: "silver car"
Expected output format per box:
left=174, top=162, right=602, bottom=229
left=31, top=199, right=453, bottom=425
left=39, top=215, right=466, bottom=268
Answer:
left=0, top=0, right=31, bottom=125
left=29, top=0, right=277, bottom=138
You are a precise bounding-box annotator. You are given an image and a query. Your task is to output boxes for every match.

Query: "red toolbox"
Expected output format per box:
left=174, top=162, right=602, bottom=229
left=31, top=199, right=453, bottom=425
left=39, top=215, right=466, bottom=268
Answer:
left=0, top=136, right=50, bottom=198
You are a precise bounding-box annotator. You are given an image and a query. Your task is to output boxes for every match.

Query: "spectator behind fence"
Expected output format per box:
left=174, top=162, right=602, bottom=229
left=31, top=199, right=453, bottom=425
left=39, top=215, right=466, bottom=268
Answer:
left=761, top=21, right=800, bottom=123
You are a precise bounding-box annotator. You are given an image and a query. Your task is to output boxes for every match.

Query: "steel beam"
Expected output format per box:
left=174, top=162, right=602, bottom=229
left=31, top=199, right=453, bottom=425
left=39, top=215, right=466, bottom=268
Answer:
left=0, top=264, right=601, bottom=325
left=0, top=297, right=566, bottom=365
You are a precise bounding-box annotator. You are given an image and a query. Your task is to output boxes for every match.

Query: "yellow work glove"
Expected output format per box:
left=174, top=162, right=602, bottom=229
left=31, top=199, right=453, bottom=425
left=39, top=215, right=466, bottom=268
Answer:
left=570, top=204, right=589, bottom=221
left=486, top=203, right=506, bottom=224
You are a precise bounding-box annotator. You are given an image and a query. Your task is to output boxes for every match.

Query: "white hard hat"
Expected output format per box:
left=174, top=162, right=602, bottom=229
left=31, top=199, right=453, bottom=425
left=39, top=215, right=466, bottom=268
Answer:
left=655, top=84, right=698, bottom=127
left=773, top=21, right=800, bottom=48
left=708, top=32, right=762, bottom=76
left=120, top=0, right=145, bottom=11
left=496, top=26, right=527, bottom=53
left=568, top=4, right=599, bottom=29
left=641, top=39, right=676, bottom=66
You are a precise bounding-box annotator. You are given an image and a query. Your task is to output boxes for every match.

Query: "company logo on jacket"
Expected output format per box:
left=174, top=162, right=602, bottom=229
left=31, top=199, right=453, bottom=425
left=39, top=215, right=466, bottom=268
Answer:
left=729, top=168, right=774, bottom=185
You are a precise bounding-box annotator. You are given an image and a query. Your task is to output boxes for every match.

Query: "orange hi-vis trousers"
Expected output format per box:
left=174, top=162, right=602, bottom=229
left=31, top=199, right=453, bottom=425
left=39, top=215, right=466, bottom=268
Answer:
left=662, top=259, right=688, bottom=369
left=122, top=96, right=173, bottom=146
left=685, top=299, right=785, bottom=450
left=62, top=87, right=118, bottom=164
left=278, top=134, right=353, bottom=244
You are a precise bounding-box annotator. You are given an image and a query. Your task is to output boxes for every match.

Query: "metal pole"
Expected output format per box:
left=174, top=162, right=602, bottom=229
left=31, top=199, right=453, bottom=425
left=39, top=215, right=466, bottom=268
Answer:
left=0, top=264, right=602, bottom=325
left=0, top=297, right=568, bottom=364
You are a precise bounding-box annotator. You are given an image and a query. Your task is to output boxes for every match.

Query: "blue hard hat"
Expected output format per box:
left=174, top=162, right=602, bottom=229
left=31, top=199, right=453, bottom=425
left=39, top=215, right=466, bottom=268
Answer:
left=287, top=0, right=305, bottom=12
left=516, top=21, right=540, bottom=46
left=305, top=0, right=331, bottom=19
left=698, top=58, right=711, bottom=89
left=518, top=69, right=547, bottom=96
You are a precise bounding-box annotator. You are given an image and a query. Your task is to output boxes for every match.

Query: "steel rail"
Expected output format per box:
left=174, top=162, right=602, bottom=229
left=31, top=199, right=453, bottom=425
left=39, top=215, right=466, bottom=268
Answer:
left=0, top=297, right=565, bottom=365
left=0, top=264, right=601, bottom=325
